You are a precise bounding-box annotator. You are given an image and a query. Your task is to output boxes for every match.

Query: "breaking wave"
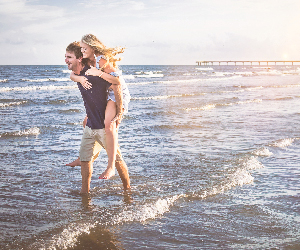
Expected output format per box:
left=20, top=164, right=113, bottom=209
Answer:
left=269, top=138, right=298, bottom=148
left=112, top=194, right=185, bottom=225
left=33, top=223, right=95, bottom=250
left=0, top=127, right=40, bottom=138
left=21, top=78, right=70, bottom=82
left=132, top=93, right=195, bottom=100
left=0, top=101, right=27, bottom=108
left=0, top=85, right=77, bottom=92
left=184, top=99, right=262, bottom=111
left=251, top=147, right=273, bottom=157
left=195, top=156, right=264, bottom=199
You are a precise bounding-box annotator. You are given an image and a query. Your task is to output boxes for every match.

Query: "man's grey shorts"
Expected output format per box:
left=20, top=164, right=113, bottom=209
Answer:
left=80, top=126, right=123, bottom=162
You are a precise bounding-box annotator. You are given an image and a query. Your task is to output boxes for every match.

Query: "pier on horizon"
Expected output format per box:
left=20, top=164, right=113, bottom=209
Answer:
left=196, top=60, right=300, bottom=66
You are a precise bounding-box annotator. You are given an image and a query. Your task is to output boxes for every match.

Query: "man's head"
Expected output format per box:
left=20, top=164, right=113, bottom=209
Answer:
left=65, top=41, right=83, bottom=72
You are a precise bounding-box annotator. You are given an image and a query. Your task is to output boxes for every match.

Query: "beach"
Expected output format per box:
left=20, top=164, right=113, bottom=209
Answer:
left=0, top=64, right=300, bottom=249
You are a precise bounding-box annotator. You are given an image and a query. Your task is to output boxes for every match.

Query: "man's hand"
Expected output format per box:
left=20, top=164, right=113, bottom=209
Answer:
left=111, top=112, right=123, bottom=128
left=83, top=116, right=88, bottom=128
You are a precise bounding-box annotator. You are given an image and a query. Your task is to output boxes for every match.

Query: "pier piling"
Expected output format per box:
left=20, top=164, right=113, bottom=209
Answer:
left=196, top=61, right=300, bottom=66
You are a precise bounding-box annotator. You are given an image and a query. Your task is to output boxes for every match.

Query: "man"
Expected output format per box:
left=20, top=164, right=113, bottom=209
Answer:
left=65, top=42, right=130, bottom=193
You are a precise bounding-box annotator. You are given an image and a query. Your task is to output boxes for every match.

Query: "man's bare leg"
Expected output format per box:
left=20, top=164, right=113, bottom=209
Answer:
left=80, top=161, right=93, bottom=194
left=115, top=148, right=130, bottom=190
left=66, top=157, right=81, bottom=167
left=115, top=160, right=130, bottom=190
left=67, top=152, right=100, bottom=167
left=115, top=147, right=130, bottom=190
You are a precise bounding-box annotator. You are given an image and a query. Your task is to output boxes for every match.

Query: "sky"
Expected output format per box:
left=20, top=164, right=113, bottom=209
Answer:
left=0, top=0, right=300, bottom=65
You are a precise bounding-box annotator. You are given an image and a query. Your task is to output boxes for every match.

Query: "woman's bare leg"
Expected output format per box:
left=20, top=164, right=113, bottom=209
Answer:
left=99, top=100, right=117, bottom=179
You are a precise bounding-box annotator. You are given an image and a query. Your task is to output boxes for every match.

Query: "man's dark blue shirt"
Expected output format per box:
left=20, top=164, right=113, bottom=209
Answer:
left=77, top=66, right=111, bottom=129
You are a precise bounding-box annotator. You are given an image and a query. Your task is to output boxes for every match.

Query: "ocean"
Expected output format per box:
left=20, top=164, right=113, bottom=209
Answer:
left=0, top=64, right=299, bottom=249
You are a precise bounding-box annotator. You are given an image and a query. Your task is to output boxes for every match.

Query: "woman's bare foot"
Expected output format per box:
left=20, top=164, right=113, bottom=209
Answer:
left=66, top=157, right=81, bottom=167
left=99, top=167, right=115, bottom=179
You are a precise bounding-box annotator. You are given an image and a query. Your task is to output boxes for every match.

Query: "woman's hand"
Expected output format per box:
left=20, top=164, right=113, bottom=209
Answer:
left=80, top=77, right=92, bottom=89
left=86, top=66, right=102, bottom=77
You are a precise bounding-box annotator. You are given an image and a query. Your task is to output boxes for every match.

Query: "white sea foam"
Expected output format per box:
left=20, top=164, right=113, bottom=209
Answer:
left=162, top=78, right=204, bottom=84
left=219, top=99, right=262, bottom=106
left=22, top=78, right=70, bottom=82
left=233, top=99, right=262, bottom=105
left=0, top=84, right=77, bottom=92
left=185, top=104, right=216, bottom=111
left=62, top=69, right=72, bottom=73
left=135, top=71, right=164, bottom=78
left=234, top=71, right=254, bottom=76
left=269, top=84, right=300, bottom=88
left=253, top=67, right=272, bottom=69
left=213, top=71, right=234, bottom=77
left=197, top=156, right=263, bottom=199
left=198, top=169, right=254, bottom=199
left=0, top=101, right=27, bottom=108
left=127, top=75, right=241, bottom=86
left=122, top=74, right=135, bottom=80
left=0, top=127, right=40, bottom=138
left=183, top=73, right=203, bottom=76
left=113, top=194, right=185, bottom=225
left=195, top=67, right=213, bottom=71
left=214, top=71, right=253, bottom=77
left=0, top=79, right=8, bottom=82
left=239, top=156, right=264, bottom=170
left=132, top=94, right=194, bottom=100
left=184, top=99, right=262, bottom=111
left=245, top=86, right=263, bottom=91
left=135, top=76, right=230, bottom=87
left=257, top=70, right=282, bottom=76
left=126, top=81, right=156, bottom=86
left=252, top=147, right=273, bottom=157
left=38, top=194, right=184, bottom=248
left=38, top=223, right=95, bottom=250
left=207, top=75, right=242, bottom=81
left=269, top=138, right=295, bottom=148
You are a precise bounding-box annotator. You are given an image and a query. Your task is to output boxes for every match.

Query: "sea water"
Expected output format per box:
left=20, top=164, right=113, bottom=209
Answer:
left=0, top=64, right=299, bottom=249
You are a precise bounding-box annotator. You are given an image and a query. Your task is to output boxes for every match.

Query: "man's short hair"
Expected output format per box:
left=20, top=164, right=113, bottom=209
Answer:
left=66, top=41, right=82, bottom=59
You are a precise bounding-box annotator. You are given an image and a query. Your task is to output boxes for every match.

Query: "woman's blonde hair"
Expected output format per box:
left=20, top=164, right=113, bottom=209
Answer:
left=81, top=34, right=125, bottom=69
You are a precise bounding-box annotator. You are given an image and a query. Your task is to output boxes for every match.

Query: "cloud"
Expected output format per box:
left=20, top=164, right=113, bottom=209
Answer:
left=0, top=0, right=74, bottom=44
left=0, top=0, right=65, bottom=21
left=79, top=0, right=145, bottom=11
left=1, top=0, right=300, bottom=65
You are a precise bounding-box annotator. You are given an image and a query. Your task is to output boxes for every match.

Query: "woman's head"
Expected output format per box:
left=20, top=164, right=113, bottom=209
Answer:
left=81, top=34, right=105, bottom=55
left=80, top=40, right=95, bottom=60
left=81, top=33, right=125, bottom=68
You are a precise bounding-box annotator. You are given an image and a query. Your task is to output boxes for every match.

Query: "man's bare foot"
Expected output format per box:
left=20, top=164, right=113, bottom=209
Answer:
left=99, top=167, right=115, bottom=179
left=66, top=157, right=81, bottom=167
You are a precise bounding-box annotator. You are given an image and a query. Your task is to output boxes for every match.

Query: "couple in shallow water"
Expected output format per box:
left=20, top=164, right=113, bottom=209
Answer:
left=64, top=34, right=131, bottom=194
